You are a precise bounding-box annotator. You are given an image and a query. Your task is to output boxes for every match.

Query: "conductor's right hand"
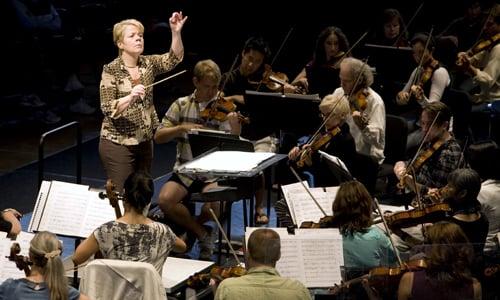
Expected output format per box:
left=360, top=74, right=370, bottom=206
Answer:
left=130, top=84, right=145, bottom=101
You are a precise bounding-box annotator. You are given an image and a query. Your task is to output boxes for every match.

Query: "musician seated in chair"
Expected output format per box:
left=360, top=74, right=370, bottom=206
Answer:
left=214, top=228, right=311, bottom=300
left=287, top=93, right=356, bottom=187
left=398, top=222, right=481, bottom=300
left=72, top=172, right=186, bottom=274
left=394, top=101, right=461, bottom=199
left=152, top=59, right=243, bottom=260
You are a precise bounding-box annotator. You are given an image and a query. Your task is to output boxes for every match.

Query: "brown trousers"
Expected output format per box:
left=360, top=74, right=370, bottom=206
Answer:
left=98, top=138, right=153, bottom=191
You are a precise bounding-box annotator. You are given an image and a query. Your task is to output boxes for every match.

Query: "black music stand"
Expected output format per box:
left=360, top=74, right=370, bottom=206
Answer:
left=243, top=91, right=321, bottom=140
left=361, top=43, right=414, bottom=81
left=188, top=129, right=254, bottom=157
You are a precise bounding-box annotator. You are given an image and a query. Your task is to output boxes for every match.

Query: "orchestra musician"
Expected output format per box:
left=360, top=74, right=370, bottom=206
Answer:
left=0, top=231, right=89, bottom=300
left=98, top=13, right=186, bottom=192
left=397, top=222, right=481, bottom=300
left=333, top=57, right=386, bottom=165
left=287, top=93, right=356, bottom=187
left=289, top=26, right=351, bottom=98
left=214, top=228, right=311, bottom=300
left=73, top=172, right=186, bottom=274
left=152, top=59, right=240, bottom=260
left=394, top=102, right=461, bottom=197
left=456, top=3, right=500, bottom=104
left=368, top=8, right=410, bottom=48
left=396, top=33, right=451, bottom=151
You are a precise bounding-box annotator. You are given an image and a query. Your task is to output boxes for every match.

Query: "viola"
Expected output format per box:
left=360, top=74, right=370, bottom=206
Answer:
left=294, top=127, right=341, bottom=168
left=6, top=243, right=32, bottom=276
left=98, top=180, right=122, bottom=219
left=200, top=96, right=250, bottom=124
left=187, top=265, right=247, bottom=289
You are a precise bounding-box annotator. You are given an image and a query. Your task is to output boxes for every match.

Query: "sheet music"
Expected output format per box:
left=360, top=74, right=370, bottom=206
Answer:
left=180, top=151, right=274, bottom=173
left=245, top=227, right=343, bottom=288
left=29, top=181, right=117, bottom=238
left=162, top=257, right=214, bottom=292
left=318, top=151, right=350, bottom=174
left=281, top=182, right=338, bottom=226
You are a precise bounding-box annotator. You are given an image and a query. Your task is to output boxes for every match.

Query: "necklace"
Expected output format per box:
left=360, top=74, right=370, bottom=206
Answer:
left=125, top=65, right=138, bottom=68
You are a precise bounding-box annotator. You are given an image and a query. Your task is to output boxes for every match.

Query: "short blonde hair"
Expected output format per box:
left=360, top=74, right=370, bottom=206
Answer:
left=193, top=59, right=221, bottom=84
left=319, top=93, right=350, bottom=121
left=113, top=19, right=144, bottom=50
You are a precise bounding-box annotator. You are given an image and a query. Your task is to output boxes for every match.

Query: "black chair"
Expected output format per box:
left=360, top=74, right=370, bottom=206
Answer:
left=376, top=114, right=408, bottom=196
left=442, top=88, right=473, bottom=143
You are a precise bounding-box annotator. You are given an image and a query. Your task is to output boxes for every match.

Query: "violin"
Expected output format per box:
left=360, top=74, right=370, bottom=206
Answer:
left=416, top=57, right=439, bottom=87
left=6, top=243, right=32, bottom=276
left=249, top=64, right=290, bottom=92
left=294, top=127, right=341, bottom=168
left=187, top=265, right=247, bottom=289
left=382, top=203, right=452, bottom=229
left=98, top=180, right=122, bottom=219
left=200, top=96, right=250, bottom=125
left=397, top=137, right=446, bottom=190
left=350, top=89, right=368, bottom=113
left=300, top=215, right=339, bottom=229
left=466, top=33, right=500, bottom=57
left=331, top=259, right=427, bottom=295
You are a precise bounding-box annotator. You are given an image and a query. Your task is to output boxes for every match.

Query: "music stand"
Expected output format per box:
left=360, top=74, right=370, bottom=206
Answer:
left=188, top=129, right=254, bottom=157
left=361, top=43, right=414, bottom=82
left=243, top=91, right=321, bottom=140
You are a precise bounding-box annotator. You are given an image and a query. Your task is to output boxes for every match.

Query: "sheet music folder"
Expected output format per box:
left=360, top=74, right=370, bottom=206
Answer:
left=244, top=90, right=321, bottom=138
left=361, top=43, right=414, bottom=80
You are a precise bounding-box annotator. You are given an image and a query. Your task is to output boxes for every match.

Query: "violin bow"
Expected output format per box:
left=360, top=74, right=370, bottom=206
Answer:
left=208, top=208, right=242, bottom=266
left=373, top=198, right=404, bottom=267
left=410, top=27, right=434, bottom=88
left=256, top=27, right=294, bottom=92
left=305, top=92, right=343, bottom=145
left=406, top=111, right=441, bottom=172
left=472, top=6, right=496, bottom=48
left=289, top=166, right=328, bottom=217
left=392, top=2, right=424, bottom=47
left=144, top=69, right=187, bottom=89
left=332, top=31, right=369, bottom=69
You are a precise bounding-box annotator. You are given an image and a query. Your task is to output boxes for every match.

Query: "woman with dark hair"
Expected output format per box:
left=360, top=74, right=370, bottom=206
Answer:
left=333, top=181, right=397, bottom=271
left=0, top=231, right=89, bottom=300
left=398, top=221, right=481, bottom=300
left=370, top=8, right=409, bottom=47
left=72, top=172, right=186, bottom=275
left=290, top=26, right=350, bottom=98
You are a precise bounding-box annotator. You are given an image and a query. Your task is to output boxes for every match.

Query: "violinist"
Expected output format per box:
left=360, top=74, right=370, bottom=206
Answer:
left=334, top=57, right=386, bottom=164
left=456, top=3, right=500, bottom=104
left=214, top=228, right=311, bottom=300
left=368, top=8, right=409, bottom=48
left=290, top=26, right=350, bottom=98
left=397, top=222, right=481, bottom=300
left=152, top=59, right=241, bottom=259
left=287, top=93, right=356, bottom=187
left=0, top=231, right=89, bottom=300
left=73, top=172, right=186, bottom=273
left=394, top=102, right=461, bottom=197
left=396, top=33, right=451, bottom=150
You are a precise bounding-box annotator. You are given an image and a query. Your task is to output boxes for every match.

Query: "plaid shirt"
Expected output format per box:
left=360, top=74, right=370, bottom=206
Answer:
left=160, top=94, right=231, bottom=168
left=100, top=51, right=181, bottom=145
left=412, top=138, right=462, bottom=191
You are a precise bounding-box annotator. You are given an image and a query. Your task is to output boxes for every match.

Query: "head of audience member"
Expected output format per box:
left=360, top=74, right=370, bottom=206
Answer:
left=246, top=228, right=281, bottom=268
left=382, top=8, right=406, bottom=41
left=332, top=181, right=373, bottom=236
left=466, top=140, right=500, bottom=180
left=410, top=33, right=435, bottom=64
left=239, top=36, right=271, bottom=78
left=339, top=57, right=374, bottom=95
left=192, top=59, right=221, bottom=103
left=424, top=221, right=474, bottom=283
left=29, top=231, right=68, bottom=300
left=420, top=102, right=452, bottom=143
left=113, top=19, right=145, bottom=56
left=444, top=168, right=482, bottom=212
left=123, top=172, right=154, bottom=214
left=313, top=26, right=350, bottom=65
left=319, top=93, right=350, bottom=130
left=485, top=3, right=500, bottom=37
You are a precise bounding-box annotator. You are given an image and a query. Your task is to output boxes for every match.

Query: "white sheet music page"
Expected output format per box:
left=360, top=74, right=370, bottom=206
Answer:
left=281, top=181, right=309, bottom=225
left=180, top=151, right=274, bottom=173
left=281, top=183, right=338, bottom=226
left=245, top=227, right=344, bottom=288
left=79, top=191, right=118, bottom=237
left=318, top=150, right=350, bottom=174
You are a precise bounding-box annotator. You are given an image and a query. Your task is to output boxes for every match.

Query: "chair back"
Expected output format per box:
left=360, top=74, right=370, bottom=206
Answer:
left=384, top=114, right=408, bottom=164
left=79, top=259, right=166, bottom=300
